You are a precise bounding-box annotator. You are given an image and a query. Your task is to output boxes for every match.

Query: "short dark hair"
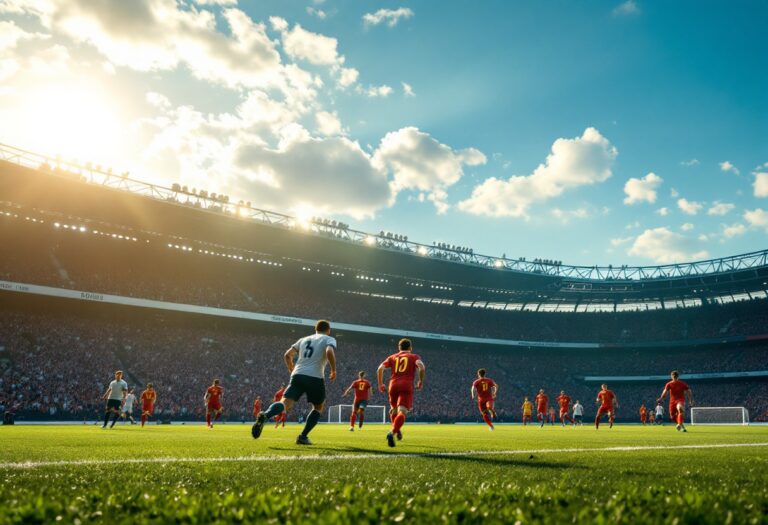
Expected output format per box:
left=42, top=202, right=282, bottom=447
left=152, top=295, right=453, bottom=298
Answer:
left=316, top=320, right=331, bottom=332
left=671, top=370, right=679, bottom=379
left=477, top=368, right=486, bottom=377
left=398, top=338, right=412, bottom=351
left=213, top=378, right=220, bottom=385
left=358, top=371, right=365, bottom=378
left=147, top=383, right=153, bottom=388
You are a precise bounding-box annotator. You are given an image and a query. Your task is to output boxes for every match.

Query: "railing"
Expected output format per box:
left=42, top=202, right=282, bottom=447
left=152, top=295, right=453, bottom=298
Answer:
left=2, top=142, right=767, bottom=282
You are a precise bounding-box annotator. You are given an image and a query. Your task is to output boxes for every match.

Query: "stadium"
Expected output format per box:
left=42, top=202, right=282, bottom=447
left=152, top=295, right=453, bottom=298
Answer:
left=2, top=2, right=767, bottom=524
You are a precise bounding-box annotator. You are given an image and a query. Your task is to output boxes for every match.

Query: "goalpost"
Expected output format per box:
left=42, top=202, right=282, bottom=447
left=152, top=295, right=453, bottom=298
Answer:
left=328, top=404, right=388, bottom=424
left=690, top=406, right=750, bottom=426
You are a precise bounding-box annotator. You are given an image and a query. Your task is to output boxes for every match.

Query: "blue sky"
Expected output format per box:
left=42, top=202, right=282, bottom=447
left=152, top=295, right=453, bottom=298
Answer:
left=0, top=0, right=766, bottom=265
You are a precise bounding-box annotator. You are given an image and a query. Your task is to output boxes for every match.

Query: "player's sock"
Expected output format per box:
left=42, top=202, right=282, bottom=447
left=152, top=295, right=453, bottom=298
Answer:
left=392, top=413, right=406, bottom=434
left=300, top=409, right=321, bottom=437
left=110, top=413, right=119, bottom=428
left=677, top=413, right=684, bottom=426
left=595, top=417, right=600, bottom=429
left=349, top=412, right=357, bottom=427
left=206, top=413, right=211, bottom=427
left=141, top=415, right=146, bottom=427
left=103, top=411, right=110, bottom=427
left=482, top=411, right=493, bottom=428
left=358, top=413, right=364, bottom=428
left=609, top=416, right=614, bottom=428
left=214, top=412, right=221, bottom=422
left=263, top=402, right=285, bottom=419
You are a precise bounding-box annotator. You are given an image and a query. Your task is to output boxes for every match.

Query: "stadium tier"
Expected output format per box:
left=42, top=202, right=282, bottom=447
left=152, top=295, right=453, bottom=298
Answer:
left=1, top=152, right=768, bottom=423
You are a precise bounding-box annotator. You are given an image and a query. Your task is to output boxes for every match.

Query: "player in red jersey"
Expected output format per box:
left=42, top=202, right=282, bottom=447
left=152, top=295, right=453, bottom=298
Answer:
left=595, top=384, right=618, bottom=429
left=252, top=396, right=262, bottom=420
left=548, top=406, right=556, bottom=425
left=534, top=389, right=549, bottom=428
left=471, top=368, right=498, bottom=430
left=204, top=379, right=224, bottom=429
left=343, top=371, right=372, bottom=431
left=139, top=383, right=156, bottom=428
left=556, top=390, right=575, bottom=426
left=273, top=384, right=287, bottom=428
left=377, top=338, right=425, bottom=447
left=657, top=370, right=694, bottom=432
left=639, top=404, right=648, bottom=425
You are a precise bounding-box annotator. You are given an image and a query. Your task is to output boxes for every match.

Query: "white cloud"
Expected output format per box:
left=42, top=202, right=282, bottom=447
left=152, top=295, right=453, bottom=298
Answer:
left=458, top=127, right=617, bottom=218
left=373, top=127, right=486, bottom=214
left=363, top=7, right=414, bottom=28
left=677, top=198, right=703, bottom=215
left=707, top=201, right=735, bottom=216
left=306, top=7, right=328, bottom=20
left=193, top=0, right=237, bottom=5
left=610, top=236, right=633, bottom=247
left=338, top=67, right=358, bottom=88
left=680, top=222, right=694, bottom=232
left=753, top=172, right=768, bottom=198
left=722, top=223, right=746, bottom=238
left=670, top=188, right=679, bottom=198
left=744, top=208, right=768, bottom=232
left=315, top=110, right=343, bottom=136
left=401, top=81, right=415, bottom=97
left=280, top=23, right=343, bottom=66
left=357, top=84, right=393, bottom=97
left=628, top=227, right=709, bottom=264
left=551, top=207, right=590, bottom=223
left=612, top=1, right=639, bottom=16
left=623, top=172, right=662, bottom=205
left=719, top=160, right=740, bottom=175
left=656, top=207, right=669, bottom=216
left=680, top=159, right=699, bottom=167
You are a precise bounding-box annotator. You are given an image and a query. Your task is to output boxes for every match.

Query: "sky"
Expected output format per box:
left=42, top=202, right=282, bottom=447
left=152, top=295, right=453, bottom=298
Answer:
left=0, top=0, right=766, bottom=266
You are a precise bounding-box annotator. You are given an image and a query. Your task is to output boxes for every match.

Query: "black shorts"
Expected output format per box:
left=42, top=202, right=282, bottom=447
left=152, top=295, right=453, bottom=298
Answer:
left=353, top=400, right=369, bottom=411
left=284, top=374, right=326, bottom=405
left=106, top=399, right=121, bottom=411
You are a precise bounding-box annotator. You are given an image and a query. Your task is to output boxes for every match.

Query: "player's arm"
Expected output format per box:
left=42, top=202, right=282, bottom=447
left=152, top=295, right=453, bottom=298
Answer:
left=470, top=385, right=477, bottom=400
left=656, top=386, right=669, bottom=403
left=415, top=360, right=425, bottom=390
left=377, top=362, right=387, bottom=393
left=492, top=383, right=498, bottom=399
left=284, top=346, right=297, bottom=373
left=204, top=390, right=210, bottom=405
left=325, top=346, right=336, bottom=381
left=613, top=395, right=619, bottom=409
left=102, top=386, right=111, bottom=400
left=686, top=387, right=694, bottom=406
left=342, top=384, right=353, bottom=397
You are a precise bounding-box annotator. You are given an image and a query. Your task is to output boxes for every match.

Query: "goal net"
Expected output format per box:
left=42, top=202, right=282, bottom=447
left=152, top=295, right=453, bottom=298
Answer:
left=690, top=407, right=749, bottom=425
left=328, top=404, right=388, bottom=424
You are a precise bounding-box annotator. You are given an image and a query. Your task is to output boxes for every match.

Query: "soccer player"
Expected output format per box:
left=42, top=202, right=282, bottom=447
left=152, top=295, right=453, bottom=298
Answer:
left=572, top=400, right=584, bottom=425
left=556, top=390, right=575, bottom=426
left=639, top=404, right=648, bottom=426
left=649, top=410, right=656, bottom=424
left=205, top=379, right=224, bottom=429
left=657, top=370, right=694, bottom=432
left=521, top=397, right=533, bottom=426
left=121, top=388, right=137, bottom=424
left=101, top=370, right=128, bottom=429
left=470, top=368, right=497, bottom=430
left=548, top=406, right=556, bottom=425
left=378, top=338, right=425, bottom=447
left=595, top=384, right=618, bottom=429
left=535, top=389, right=548, bottom=428
left=273, top=384, right=287, bottom=428
left=252, top=320, right=337, bottom=445
left=654, top=402, right=664, bottom=425
left=343, top=371, right=372, bottom=431
left=140, top=383, right=156, bottom=427
left=252, top=396, right=261, bottom=420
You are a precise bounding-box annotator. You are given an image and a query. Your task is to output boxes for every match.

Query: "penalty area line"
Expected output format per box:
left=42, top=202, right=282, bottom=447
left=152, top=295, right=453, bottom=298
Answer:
left=2, top=442, right=767, bottom=470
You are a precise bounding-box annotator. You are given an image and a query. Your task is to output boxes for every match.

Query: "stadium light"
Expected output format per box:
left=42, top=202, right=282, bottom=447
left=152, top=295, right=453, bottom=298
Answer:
left=365, top=236, right=376, bottom=246
left=494, top=260, right=503, bottom=268
left=417, top=246, right=428, bottom=256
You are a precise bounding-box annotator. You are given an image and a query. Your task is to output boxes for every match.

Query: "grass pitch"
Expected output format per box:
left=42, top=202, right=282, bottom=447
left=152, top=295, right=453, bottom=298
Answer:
left=1, top=423, right=767, bottom=524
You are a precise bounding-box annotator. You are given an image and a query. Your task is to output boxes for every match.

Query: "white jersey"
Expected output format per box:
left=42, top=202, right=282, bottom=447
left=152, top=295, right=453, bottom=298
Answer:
left=291, top=333, right=337, bottom=379
left=123, top=393, right=136, bottom=412
left=572, top=403, right=584, bottom=416
left=655, top=405, right=664, bottom=416
left=108, top=379, right=128, bottom=400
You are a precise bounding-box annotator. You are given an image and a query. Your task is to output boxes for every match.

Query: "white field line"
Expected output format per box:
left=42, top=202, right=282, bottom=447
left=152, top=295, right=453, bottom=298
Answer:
left=2, top=442, right=767, bottom=470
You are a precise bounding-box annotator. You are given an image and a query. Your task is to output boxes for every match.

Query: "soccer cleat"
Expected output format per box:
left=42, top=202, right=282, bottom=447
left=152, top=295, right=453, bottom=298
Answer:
left=386, top=432, right=396, bottom=448
left=396, top=430, right=402, bottom=441
left=348, top=427, right=354, bottom=432
left=488, top=426, right=494, bottom=431
left=296, top=434, right=312, bottom=445
left=251, top=413, right=267, bottom=439
left=676, top=424, right=682, bottom=431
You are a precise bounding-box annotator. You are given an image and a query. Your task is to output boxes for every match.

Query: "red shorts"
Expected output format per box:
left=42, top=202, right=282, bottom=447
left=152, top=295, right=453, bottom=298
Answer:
left=597, top=406, right=613, bottom=416
left=142, top=403, right=154, bottom=415
left=388, top=384, right=414, bottom=410
left=207, top=400, right=222, bottom=412
left=669, top=400, right=685, bottom=419
left=478, top=398, right=494, bottom=411
left=537, top=406, right=547, bottom=415
left=559, top=408, right=569, bottom=417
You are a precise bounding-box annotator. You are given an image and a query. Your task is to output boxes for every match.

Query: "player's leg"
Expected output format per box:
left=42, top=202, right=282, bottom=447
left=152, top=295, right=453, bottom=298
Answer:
left=595, top=408, right=603, bottom=429
left=206, top=408, right=212, bottom=428
left=608, top=410, right=614, bottom=428
left=253, top=390, right=295, bottom=440
left=676, top=402, right=687, bottom=431
left=358, top=402, right=366, bottom=428
left=480, top=401, right=493, bottom=429
left=102, top=402, right=111, bottom=428
left=214, top=407, right=222, bottom=423
left=296, top=378, right=325, bottom=444
left=109, top=404, right=120, bottom=428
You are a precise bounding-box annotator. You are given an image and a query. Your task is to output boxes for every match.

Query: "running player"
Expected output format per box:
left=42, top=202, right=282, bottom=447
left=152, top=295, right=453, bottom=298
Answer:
left=378, top=338, right=426, bottom=447
left=140, top=383, right=156, bottom=427
left=556, top=390, right=574, bottom=426
left=572, top=400, right=583, bottom=425
left=595, top=384, right=618, bottom=429
left=521, top=397, right=533, bottom=426
left=204, top=379, right=224, bottom=429
left=548, top=406, right=556, bottom=425
left=649, top=410, right=656, bottom=424
left=654, top=402, right=664, bottom=425
left=101, top=370, right=128, bottom=429
left=121, top=388, right=137, bottom=424
left=535, top=389, right=548, bottom=428
left=343, top=371, right=372, bottom=431
left=273, top=384, right=286, bottom=428
left=253, top=320, right=337, bottom=445
left=657, top=370, right=694, bottom=432
left=639, top=404, right=648, bottom=425
left=471, top=369, right=497, bottom=430
left=252, top=396, right=261, bottom=420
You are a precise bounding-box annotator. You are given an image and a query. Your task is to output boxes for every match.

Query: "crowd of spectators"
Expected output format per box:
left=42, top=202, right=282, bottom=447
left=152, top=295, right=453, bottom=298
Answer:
left=2, top=309, right=766, bottom=423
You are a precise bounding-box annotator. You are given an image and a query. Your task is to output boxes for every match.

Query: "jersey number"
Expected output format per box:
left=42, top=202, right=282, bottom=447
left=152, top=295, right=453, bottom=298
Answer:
left=359, top=383, right=366, bottom=390
left=395, top=357, right=408, bottom=373
left=482, top=383, right=488, bottom=391
left=303, top=340, right=314, bottom=358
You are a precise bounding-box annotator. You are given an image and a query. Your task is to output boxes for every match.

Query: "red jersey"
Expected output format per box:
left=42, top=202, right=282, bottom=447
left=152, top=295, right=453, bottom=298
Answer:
left=350, top=379, right=372, bottom=401
left=207, top=385, right=223, bottom=403
left=473, top=378, right=496, bottom=399
left=597, top=389, right=616, bottom=408
left=640, top=407, right=647, bottom=416
left=556, top=394, right=571, bottom=410
left=381, top=351, right=422, bottom=387
left=140, top=390, right=156, bottom=405
left=253, top=399, right=261, bottom=415
left=535, top=393, right=549, bottom=410
left=665, top=380, right=690, bottom=403
left=274, top=388, right=285, bottom=402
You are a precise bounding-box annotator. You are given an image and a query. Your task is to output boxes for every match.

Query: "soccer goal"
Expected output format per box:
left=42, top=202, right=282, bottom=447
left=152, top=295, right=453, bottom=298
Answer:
left=328, top=404, right=388, bottom=424
left=690, top=406, right=750, bottom=425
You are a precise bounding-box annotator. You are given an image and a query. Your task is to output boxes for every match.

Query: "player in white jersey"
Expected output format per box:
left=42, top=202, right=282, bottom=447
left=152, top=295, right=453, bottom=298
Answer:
left=572, top=400, right=584, bottom=425
left=121, top=389, right=137, bottom=424
left=654, top=403, right=664, bottom=425
left=101, top=370, right=128, bottom=429
left=252, top=320, right=337, bottom=445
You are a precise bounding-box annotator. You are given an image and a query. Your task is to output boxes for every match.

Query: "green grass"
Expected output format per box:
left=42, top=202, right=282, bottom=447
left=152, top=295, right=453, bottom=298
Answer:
left=1, top=423, right=767, bottom=524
